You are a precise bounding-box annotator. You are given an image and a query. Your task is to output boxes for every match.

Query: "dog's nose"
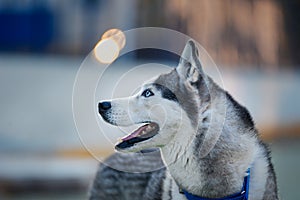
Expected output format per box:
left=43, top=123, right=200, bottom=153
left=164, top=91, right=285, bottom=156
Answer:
left=98, top=101, right=111, bottom=113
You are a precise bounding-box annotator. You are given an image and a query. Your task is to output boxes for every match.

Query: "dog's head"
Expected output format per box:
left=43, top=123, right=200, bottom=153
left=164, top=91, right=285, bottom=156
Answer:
left=98, top=40, right=218, bottom=155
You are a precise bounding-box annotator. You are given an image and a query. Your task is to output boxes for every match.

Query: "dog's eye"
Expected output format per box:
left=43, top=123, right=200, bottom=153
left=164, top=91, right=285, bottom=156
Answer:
left=141, top=89, right=154, bottom=98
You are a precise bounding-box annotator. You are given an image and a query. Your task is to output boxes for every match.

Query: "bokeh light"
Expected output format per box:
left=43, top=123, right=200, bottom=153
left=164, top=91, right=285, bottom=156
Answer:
left=94, top=38, right=119, bottom=64
left=94, top=29, right=126, bottom=64
left=102, top=29, right=126, bottom=49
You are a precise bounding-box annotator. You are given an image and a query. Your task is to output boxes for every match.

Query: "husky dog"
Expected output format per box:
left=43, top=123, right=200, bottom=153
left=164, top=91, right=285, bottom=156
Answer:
left=91, top=40, right=278, bottom=199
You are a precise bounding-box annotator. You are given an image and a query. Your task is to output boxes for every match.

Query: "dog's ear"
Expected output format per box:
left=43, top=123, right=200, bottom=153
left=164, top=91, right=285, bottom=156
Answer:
left=178, top=41, right=223, bottom=158
left=177, top=40, right=210, bottom=103
left=177, top=40, right=206, bottom=85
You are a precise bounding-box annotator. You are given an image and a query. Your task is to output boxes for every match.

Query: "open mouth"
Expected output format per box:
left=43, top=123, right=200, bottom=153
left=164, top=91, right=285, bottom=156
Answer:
left=115, top=122, right=159, bottom=150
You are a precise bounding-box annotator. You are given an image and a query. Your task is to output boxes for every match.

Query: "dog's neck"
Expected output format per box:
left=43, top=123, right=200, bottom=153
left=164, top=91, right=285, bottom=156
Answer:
left=160, top=115, right=256, bottom=198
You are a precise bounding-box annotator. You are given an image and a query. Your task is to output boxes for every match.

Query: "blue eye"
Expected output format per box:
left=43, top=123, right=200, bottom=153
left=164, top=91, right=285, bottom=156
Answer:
left=141, top=89, right=154, bottom=98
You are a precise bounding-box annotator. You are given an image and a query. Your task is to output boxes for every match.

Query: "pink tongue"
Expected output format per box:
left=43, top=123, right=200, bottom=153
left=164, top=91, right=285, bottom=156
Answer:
left=122, top=125, right=148, bottom=141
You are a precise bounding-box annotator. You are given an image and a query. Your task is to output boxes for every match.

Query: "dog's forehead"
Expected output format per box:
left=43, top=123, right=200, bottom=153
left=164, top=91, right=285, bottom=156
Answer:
left=143, top=76, right=159, bottom=88
left=153, top=69, right=179, bottom=92
left=143, top=72, right=177, bottom=90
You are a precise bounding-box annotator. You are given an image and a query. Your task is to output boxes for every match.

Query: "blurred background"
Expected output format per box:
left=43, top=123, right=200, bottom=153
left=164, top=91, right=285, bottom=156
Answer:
left=0, top=0, right=299, bottom=199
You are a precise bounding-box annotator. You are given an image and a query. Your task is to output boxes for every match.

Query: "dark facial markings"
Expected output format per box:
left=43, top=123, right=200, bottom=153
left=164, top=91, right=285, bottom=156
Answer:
left=153, top=83, right=178, bottom=102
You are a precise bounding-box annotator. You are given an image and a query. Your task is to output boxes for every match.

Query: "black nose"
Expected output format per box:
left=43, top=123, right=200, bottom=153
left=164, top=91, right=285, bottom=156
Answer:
left=98, top=101, right=111, bottom=113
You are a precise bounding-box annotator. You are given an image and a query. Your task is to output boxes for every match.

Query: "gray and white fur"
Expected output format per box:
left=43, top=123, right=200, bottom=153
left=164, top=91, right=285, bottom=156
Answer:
left=91, top=40, right=278, bottom=199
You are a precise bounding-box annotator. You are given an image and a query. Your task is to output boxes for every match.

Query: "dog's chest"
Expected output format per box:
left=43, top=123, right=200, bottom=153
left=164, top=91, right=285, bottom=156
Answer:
left=161, top=171, right=187, bottom=200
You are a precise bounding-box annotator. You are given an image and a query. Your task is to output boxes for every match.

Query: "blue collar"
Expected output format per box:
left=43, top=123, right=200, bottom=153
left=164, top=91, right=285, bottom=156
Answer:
left=182, top=168, right=250, bottom=200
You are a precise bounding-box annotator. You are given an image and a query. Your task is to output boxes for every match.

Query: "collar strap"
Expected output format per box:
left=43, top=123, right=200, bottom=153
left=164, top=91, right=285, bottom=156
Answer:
left=182, top=168, right=250, bottom=200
